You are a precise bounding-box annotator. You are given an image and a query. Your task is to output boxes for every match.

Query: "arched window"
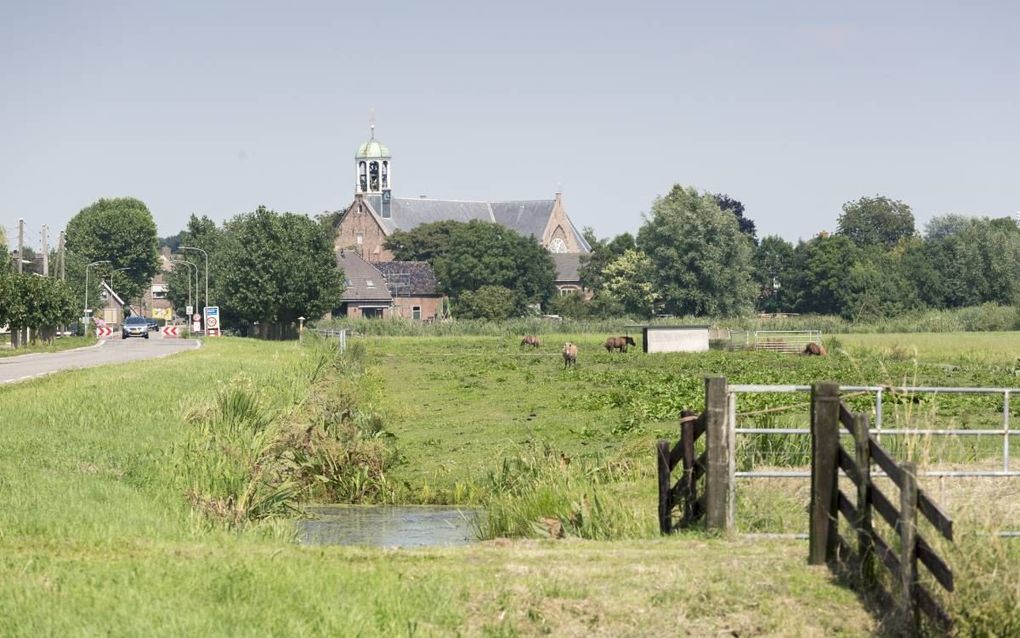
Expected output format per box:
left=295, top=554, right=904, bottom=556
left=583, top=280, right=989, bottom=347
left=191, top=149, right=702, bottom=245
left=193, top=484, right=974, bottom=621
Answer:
left=549, top=238, right=568, bottom=253
left=381, top=161, right=389, bottom=188
left=358, top=161, right=367, bottom=192
left=369, top=161, right=380, bottom=191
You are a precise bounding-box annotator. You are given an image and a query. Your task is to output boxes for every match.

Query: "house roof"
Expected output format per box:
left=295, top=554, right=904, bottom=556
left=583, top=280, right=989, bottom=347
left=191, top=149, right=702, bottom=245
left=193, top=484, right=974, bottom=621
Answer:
left=336, top=251, right=392, bottom=302
left=100, top=280, right=126, bottom=307
left=551, top=253, right=582, bottom=284
left=374, top=261, right=440, bottom=296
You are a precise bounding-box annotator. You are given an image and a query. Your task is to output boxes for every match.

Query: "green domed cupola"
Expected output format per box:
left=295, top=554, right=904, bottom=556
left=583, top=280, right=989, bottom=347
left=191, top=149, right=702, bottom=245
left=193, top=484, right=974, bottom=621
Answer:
left=355, top=124, right=392, bottom=195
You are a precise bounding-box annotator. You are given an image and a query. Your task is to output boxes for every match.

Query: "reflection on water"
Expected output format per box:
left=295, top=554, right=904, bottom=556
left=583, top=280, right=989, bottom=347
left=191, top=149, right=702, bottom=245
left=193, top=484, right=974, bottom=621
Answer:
left=298, top=505, right=481, bottom=548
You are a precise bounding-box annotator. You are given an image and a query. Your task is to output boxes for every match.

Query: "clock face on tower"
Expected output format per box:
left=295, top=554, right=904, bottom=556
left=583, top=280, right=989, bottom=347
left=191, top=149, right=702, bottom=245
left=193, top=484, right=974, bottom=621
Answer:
left=382, top=190, right=391, bottom=204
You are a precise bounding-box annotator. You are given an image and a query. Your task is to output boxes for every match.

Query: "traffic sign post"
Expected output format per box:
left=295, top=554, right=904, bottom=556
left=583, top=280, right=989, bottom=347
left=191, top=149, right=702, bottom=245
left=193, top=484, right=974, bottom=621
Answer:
left=192, top=313, right=202, bottom=333
left=204, top=306, right=221, bottom=337
left=161, top=326, right=180, bottom=338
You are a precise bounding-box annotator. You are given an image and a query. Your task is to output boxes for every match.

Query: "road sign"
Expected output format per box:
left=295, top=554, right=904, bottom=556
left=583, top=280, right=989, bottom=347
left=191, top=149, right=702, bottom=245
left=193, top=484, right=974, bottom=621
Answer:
left=204, top=306, right=221, bottom=337
left=186, top=305, right=193, bottom=316
left=96, top=326, right=113, bottom=338
left=161, top=326, right=179, bottom=338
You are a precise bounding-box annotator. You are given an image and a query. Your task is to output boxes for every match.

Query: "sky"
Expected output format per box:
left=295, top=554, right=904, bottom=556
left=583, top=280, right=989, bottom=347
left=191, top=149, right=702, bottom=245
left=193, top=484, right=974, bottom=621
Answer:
left=2, top=1, right=1018, bottom=252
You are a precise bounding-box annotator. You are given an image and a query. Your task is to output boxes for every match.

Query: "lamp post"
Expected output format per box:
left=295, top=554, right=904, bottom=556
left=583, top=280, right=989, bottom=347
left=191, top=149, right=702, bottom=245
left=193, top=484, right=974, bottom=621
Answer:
left=179, top=246, right=208, bottom=321
left=84, top=260, right=110, bottom=320
left=170, top=259, right=197, bottom=311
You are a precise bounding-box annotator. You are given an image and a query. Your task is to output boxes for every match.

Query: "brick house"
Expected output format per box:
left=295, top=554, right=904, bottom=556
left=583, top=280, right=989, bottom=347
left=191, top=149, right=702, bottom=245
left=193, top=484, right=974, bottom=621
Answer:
left=334, top=251, right=445, bottom=321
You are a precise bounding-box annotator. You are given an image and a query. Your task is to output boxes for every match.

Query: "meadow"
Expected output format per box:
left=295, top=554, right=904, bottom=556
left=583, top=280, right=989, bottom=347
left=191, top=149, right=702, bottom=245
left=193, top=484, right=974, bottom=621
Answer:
left=0, top=331, right=1017, bottom=635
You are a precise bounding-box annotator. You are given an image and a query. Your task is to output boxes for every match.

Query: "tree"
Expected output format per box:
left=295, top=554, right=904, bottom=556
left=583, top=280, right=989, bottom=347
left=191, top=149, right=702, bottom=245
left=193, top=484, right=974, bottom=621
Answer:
left=836, top=196, right=915, bottom=249
left=753, top=235, right=795, bottom=312
left=788, top=234, right=859, bottom=315
left=164, top=215, right=225, bottom=318
left=917, top=215, right=1020, bottom=308
left=456, top=285, right=516, bottom=320
left=217, top=207, right=344, bottom=338
left=0, top=274, right=76, bottom=345
left=712, top=193, right=757, bottom=244
left=577, top=228, right=635, bottom=293
left=601, top=249, right=659, bottom=318
left=386, top=220, right=556, bottom=313
left=637, top=185, right=756, bottom=316
left=65, top=197, right=159, bottom=303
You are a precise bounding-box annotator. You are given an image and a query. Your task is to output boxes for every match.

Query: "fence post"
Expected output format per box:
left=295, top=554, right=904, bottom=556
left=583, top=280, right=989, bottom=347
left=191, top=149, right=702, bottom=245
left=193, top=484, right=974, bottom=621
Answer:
left=853, top=413, right=875, bottom=589
left=657, top=439, right=672, bottom=534
left=809, top=381, right=840, bottom=565
left=680, top=409, right=696, bottom=523
left=899, top=461, right=919, bottom=631
left=704, top=376, right=732, bottom=534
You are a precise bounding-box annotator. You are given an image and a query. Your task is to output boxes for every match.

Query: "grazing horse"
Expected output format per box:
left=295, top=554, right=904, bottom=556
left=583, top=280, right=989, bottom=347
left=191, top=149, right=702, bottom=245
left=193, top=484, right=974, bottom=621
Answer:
left=562, top=342, right=578, bottom=368
left=520, top=335, right=541, bottom=349
left=603, top=335, right=637, bottom=353
left=802, top=342, right=828, bottom=356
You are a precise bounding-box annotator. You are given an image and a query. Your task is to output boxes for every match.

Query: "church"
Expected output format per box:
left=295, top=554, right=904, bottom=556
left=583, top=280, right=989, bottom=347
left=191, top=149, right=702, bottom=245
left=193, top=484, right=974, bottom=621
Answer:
left=333, top=127, right=590, bottom=296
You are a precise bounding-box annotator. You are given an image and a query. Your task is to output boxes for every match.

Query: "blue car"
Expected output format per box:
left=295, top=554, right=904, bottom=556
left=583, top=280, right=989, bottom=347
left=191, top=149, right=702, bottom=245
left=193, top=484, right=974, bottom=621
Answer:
left=122, top=316, right=149, bottom=339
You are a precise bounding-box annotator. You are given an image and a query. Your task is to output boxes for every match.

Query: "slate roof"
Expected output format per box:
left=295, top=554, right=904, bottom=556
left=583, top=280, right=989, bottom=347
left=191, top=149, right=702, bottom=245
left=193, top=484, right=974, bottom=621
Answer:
left=360, top=194, right=590, bottom=252
left=551, top=253, right=582, bottom=284
left=374, top=261, right=440, bottom=297
left=336, top=251, right=392, bottom=302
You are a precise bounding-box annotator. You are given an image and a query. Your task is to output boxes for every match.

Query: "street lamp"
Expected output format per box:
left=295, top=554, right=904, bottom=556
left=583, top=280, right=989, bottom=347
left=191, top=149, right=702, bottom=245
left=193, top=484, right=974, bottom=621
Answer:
left=84, top=260, right=110, bottom=319
left=179, top=246, right=208, bottom=320
left=170, top=259, right=197, bottom=311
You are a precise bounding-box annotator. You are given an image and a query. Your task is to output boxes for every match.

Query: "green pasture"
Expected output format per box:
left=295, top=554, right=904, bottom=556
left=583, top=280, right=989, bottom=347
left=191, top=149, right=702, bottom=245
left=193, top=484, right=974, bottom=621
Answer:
left=1, top=332, right=1017, bottom=635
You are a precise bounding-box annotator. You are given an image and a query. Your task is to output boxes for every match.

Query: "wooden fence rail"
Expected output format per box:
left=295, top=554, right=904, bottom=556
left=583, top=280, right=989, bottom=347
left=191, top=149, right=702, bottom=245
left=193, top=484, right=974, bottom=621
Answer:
left=814, top=383, right=955, bottom=633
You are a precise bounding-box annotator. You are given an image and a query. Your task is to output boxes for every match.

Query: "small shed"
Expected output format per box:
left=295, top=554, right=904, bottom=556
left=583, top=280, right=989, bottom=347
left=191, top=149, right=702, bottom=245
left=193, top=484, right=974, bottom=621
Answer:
left=634, top=325, right=710, bottom=353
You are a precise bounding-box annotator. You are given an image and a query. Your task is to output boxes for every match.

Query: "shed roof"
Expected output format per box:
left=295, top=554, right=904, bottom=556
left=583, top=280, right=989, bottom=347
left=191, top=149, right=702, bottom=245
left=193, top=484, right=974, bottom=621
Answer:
left=336, top=251, right=392, bottom=302
left=374, top=261, right=440, bottom=297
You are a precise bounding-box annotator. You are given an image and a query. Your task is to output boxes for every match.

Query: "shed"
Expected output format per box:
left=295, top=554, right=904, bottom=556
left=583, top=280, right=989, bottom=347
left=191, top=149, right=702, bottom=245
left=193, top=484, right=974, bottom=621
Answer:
left=634, top=325, right=711, bottom=353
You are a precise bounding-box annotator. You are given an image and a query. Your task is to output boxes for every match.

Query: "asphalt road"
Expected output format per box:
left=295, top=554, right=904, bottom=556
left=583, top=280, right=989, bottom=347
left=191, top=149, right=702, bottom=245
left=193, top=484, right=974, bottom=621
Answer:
left=0, top=331, right=201, bottom=385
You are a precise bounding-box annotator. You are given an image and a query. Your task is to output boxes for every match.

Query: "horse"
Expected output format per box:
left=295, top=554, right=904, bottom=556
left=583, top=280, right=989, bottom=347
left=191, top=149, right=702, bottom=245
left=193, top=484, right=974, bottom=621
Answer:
left=562, top=342, right=578, bottom=368
left=604, top=335, right=637, bottom=353
left=802, top=342, right=828, bottom=356
left=520, top=335, right=541, bottom=349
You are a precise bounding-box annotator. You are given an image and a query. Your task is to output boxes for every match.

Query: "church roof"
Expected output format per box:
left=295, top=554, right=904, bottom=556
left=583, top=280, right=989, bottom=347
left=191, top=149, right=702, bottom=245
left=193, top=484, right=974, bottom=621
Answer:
left=551, top=253, right=582, bottom=284
left=362, top=195, right=590, bottom=251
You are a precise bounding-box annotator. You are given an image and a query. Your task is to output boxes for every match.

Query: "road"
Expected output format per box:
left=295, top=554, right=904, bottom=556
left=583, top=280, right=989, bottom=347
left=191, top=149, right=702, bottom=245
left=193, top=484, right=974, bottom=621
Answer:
left=0, top=331, right=201, bottom=385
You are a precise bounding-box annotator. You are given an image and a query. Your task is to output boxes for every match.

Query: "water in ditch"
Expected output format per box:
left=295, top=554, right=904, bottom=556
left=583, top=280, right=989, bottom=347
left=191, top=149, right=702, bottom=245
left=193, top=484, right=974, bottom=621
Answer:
left=298, top=505, right=481, bottom=548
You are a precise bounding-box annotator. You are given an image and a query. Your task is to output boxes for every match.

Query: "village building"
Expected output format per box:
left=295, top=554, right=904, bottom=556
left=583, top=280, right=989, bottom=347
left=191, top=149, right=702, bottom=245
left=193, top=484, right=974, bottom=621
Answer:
left=333, top=127, right=591, bottom=298
left=334, top=251, right=445, bottom=321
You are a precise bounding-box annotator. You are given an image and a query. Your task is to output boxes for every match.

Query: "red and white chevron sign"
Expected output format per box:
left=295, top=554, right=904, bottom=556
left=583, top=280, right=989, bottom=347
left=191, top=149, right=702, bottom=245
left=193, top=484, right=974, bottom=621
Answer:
left=96, top=326, right=113, bottom=338
left=161, top=326, right=180, bottom=338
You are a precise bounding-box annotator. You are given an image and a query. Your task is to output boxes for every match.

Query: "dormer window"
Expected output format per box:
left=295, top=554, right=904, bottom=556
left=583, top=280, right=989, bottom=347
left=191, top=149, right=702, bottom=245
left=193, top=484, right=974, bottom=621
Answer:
left=366, top=279, right=375, bottom=288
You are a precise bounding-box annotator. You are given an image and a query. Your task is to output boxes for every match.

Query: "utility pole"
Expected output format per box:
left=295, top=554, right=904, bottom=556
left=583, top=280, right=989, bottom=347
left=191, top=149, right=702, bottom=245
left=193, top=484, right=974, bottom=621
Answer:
left=41, top=225, right=49, bottom=276
left=58, top=231, right=65, bottom=280
left=17, top=218, right=24, bottom=274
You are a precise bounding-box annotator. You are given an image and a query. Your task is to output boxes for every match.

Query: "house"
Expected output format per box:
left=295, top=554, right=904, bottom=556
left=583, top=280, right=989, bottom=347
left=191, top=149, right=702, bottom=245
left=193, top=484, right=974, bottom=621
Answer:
left=141, top=247, right=175, bottom=322
left=333, top=127, right=590, bottom=295
left=97, top=280, right=127, bottom=326
left=334, top=251, right=445, bottom=321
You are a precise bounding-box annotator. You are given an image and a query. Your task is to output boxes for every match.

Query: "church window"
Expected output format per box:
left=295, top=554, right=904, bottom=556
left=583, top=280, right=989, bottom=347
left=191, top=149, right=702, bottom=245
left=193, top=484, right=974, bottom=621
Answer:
left=549, top=237, right=567, bottom=253
left=381, top=161, right=389, bottom=188
left=369, top=161, right=380, bottom=191
left=359, top=162, right=368, bottom=192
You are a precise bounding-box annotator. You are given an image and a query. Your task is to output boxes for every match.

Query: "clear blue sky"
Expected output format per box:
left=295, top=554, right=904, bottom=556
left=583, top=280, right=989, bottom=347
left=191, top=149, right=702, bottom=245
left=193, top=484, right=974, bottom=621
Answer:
left=2, top=1, right=1018, bottom=251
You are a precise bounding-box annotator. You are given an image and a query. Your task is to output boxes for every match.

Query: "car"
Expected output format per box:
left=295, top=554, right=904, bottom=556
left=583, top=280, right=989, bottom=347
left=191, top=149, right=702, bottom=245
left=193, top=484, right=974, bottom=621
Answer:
left=146, top=318, right=159, bottom=331
left=122, top=316, right=149, bottom=339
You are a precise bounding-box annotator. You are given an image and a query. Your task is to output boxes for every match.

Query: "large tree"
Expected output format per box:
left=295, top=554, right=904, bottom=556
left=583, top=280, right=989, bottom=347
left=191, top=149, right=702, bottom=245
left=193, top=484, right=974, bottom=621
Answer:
left=163, top=214, right=225, bottom=318
left=711, top=193, right=757, bottom=244
left=753, top=235, right=796, bottom=312
left=65, top=197, right=159, bottom=303
left=577, top=228, right=636, bottom=293
left=836, top=195, right=915, bottom=249
left=216, top=207, right=343, bottom=338
left=788, top=234, right=859, bottom=315
left=386, top=220, right=556, bottom=312
left=637, top=185, right=756, bottom=316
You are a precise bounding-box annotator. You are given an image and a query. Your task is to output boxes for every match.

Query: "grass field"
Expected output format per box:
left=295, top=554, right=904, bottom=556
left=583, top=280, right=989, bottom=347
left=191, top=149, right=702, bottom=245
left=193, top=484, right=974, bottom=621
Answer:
left=0, top=334, right=96, bottom=358
left=1, top=332, right=1018, bottom=635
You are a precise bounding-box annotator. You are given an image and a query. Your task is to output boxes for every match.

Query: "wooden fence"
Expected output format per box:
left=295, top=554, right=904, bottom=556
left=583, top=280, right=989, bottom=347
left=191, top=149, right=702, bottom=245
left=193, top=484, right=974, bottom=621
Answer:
left=657, top=378, right=956, bottom=633
left=811, top=382, right=955, bottom=632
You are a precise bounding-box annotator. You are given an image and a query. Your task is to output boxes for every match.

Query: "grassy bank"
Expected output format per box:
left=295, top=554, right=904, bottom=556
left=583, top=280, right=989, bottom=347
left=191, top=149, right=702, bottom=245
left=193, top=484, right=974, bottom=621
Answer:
left=0, top=334, right=96, bottom=358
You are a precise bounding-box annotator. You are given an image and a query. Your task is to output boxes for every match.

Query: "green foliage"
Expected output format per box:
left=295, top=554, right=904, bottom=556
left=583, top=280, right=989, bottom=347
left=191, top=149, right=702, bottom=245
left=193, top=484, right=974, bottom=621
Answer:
left=64, top=197, right=160, bottom=302
left=456, top=285, right=516, bottom=320
left=753, top=235, right=796, bottom=312
left=217, top=207, right=344, bottom=336
left=601, top=248, right=658, bottom=318
left=164, top=214, right=224, bottom=318
left=0, top=274, right=77, bottom=341
left=789, top=234, right=859, bottom=315
left=577, top=227, right=635, bottom=292
left=386, top=220, right=556, bottom=312
left=637, top=185, right=756, bottom=316
left=836, top=195, right=915, bottom=248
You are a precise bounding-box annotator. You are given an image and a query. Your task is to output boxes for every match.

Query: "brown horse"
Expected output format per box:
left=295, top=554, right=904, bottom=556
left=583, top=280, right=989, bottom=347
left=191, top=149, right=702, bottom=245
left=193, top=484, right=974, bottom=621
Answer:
left=802, top=342, right=828, bottom=356
left=520, top=335, right=541, bottom=349
left=604, top=335, right=637, bottom=353
left=562, top=342, right=578, bottom=367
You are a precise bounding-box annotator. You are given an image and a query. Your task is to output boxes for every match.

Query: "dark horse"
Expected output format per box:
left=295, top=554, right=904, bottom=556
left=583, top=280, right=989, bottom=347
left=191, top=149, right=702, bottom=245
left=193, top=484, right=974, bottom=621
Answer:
left=604, top=335, right=637, bottom=353
left=802, top=342, right=828, bottom=356
left=520, top=335, right=541, bottom=348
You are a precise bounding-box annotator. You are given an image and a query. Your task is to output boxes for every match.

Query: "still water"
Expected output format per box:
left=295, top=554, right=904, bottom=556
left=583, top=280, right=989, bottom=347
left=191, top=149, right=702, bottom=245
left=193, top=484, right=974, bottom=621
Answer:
left=298, top=505, right=481, bottom=548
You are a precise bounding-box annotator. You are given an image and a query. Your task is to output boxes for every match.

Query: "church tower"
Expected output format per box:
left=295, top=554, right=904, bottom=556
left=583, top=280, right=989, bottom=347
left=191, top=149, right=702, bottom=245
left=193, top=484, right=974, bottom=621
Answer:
left=355, top=125, right=392, bottom=218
